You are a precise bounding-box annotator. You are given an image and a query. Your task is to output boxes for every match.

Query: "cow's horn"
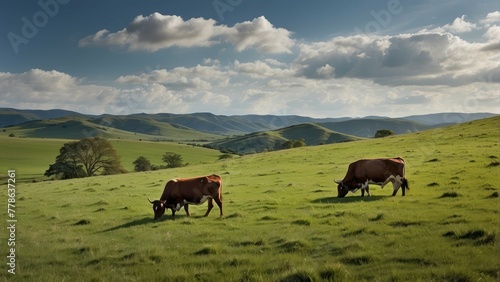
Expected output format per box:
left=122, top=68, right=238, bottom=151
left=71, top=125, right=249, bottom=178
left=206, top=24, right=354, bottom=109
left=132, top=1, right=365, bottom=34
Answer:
left=334, top=179, right=341, bottom=184
left=147, top=198, right=154, bottom=204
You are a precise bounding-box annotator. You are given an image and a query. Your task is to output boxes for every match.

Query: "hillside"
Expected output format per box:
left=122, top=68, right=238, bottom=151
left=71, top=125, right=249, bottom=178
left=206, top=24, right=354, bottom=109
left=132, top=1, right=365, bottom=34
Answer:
left=6, top=116, right=499, bottom=281
left=2, top=116, right=222, bottom=141
left=208, top=123, right=361, bottom=154
left=0, top=136, right=223, bottom=182
left=318, top=118, right=442, bottom=138
left=0, top=108, right=88, bottom=127
left=1, top=108, right=497, bottom=137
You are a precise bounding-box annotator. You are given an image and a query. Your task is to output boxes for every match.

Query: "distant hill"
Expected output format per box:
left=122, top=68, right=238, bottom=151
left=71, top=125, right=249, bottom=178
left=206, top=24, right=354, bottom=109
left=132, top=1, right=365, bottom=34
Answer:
left=3, top=116, right=222, bottom=141
left=318, top=118, right=442, bottom=138
left=207, top=123, right=361, bottom=154
left=401, top=112, right=497, bottom=125
left=0, top=108, right=497, bottom=141
left=0, top=108, right=89, bottom=127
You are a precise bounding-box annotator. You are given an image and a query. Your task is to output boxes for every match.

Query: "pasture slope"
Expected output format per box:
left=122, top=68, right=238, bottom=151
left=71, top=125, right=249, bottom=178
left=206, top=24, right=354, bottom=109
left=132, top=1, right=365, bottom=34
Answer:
left=2, top=117, right=499, bottom=281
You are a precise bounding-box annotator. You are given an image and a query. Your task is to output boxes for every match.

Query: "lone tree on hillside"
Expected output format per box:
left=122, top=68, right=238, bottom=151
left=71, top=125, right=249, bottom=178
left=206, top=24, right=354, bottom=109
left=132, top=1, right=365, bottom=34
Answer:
left=375, top=129, right=395, bottom=138
left=133, top=156, right=152, bottom=172
left=45, top=137, right=126, bottom=179
left=282, top=139, right=306, bottom=149
left=162, top=152, right=185, bottom=168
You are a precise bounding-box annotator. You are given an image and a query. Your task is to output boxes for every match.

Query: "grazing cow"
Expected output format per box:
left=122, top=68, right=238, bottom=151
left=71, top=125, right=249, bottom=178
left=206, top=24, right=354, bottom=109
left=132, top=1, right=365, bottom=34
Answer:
left=334, top=157, right=409, bottom=197
left=148, top=174, right=223, bottom=219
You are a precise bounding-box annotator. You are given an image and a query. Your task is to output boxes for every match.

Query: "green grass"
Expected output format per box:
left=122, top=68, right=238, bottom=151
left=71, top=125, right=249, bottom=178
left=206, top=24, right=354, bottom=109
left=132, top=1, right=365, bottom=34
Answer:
left=1, top=117, right=499, bottom=281
left=0, top=136, right=222, bottom=182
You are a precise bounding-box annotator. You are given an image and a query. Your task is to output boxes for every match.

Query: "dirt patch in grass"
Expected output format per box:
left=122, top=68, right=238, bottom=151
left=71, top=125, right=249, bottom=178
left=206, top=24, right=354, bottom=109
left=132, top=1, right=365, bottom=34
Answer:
left=427, top=182, right=439, bottom=187
left=280, top=271, right=313, bottom=282
left=261, top=216, right=279, bottom=221
left=393, top=257, right=436, bottom=266
left=279, top=240, right=311, bottom=253
left=292, top=219, right=311, bottom=226
left=389, top=221, right=422, bottom=228
left=487, top=161, right=500, bottom=167
left=318, top=263, right=351, bottom=281
left=443, top=229, right=496, bottom=246
left=226, top=212, right=243, bottom=219
left=73, top=246, right=92, bottom=255
left=439, top=192, right=460, bottom=198
left=194, top=246, right=218, bottom=255
left=74, top=219, right=91, bottom=225
left=369, top=213, right=384, bottom=222
left=486, top=191, right=499, bottom=198
left=341, top=255, right=372, bottom=265
left=342, top=228, right=365, bottom=237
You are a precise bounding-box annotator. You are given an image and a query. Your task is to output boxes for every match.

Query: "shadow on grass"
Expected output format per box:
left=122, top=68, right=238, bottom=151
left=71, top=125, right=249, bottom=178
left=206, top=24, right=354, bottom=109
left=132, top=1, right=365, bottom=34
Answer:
left=101, top=215, right=189, bottom=232
left=311, top=195, right=387, bottom=204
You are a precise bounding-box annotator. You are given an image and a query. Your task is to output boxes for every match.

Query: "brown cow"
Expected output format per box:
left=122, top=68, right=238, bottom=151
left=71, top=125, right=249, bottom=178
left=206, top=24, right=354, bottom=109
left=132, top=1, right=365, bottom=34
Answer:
left=334, top=157, right=409, bottom=197
left=148, top=174, right=223, bottom=219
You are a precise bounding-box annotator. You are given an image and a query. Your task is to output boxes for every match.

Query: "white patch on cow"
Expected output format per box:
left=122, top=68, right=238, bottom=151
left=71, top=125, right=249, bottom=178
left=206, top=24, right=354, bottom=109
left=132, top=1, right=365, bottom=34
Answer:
left=184, top=195, right=212, bottom=205
left=175, top=203, right=182, bottom=211
left=171, top=178, right=179, bottom=182
left=360, top=180, right=370, bottom=190
left=392, top=175, right=402, bottom=192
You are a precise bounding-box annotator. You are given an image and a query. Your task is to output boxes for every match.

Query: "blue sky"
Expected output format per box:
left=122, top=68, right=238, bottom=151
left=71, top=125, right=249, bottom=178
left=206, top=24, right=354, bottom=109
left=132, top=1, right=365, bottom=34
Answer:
left=1, top=0, right=499, bottom=117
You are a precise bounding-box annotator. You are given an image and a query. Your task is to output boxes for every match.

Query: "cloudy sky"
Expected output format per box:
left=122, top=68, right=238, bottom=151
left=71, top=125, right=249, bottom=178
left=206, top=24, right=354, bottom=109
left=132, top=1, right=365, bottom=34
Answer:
left=1, top=0, right=499, bottom=118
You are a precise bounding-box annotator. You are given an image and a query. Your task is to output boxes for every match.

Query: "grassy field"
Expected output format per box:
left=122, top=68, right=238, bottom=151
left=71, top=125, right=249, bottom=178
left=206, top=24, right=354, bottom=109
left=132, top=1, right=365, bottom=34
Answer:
left=1, top=117, right=499, bottom=281
left=0, top=137, right=222, bottom=182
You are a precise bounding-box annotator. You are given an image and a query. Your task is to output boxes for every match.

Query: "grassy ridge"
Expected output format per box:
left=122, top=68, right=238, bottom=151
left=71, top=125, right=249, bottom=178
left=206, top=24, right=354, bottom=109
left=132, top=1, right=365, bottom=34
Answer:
left=209, top=123, right=361, bottom=154
left=2, top=116, right=222, bottom=141
left=1, top=117, right=499, bottom=281
left=0, top=136, right=222, bottom=182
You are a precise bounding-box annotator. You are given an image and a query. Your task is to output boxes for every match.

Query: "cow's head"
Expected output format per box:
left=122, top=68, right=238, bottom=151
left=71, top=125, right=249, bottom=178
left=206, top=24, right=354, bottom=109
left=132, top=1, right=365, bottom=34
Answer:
left=148, top=198, right=166, bottom=220
left=334, top=179, right=350, bottom=198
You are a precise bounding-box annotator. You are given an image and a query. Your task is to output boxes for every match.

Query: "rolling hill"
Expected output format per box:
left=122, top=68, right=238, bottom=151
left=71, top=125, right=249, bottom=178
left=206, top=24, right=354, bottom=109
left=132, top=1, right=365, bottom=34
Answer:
left=207, top=123, right=362, bottom=154
left=318, top=118, right=444, bottom=138
left=5, top=116, right=499, bottom=281
left=2, top=116, right=222, bottom=141
left=1, top=108, right=497, bottom=143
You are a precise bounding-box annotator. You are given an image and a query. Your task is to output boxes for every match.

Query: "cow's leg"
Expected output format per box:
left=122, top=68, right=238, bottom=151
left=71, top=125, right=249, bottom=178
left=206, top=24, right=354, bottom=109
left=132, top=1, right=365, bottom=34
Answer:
left=401, top=178, right=408, bottom=196
left=391, top=175, right=405, bottom=196
left=360, top=180, right=370, bottom=197
left=214, top=197, right=223, bottom=217
left=380, top=175, right=396, bottom=189
left=391, top=181, right=402, bottom=196
left=203, top=198, right=214, bottom=217
left=184, top=204, right=191, bottom=217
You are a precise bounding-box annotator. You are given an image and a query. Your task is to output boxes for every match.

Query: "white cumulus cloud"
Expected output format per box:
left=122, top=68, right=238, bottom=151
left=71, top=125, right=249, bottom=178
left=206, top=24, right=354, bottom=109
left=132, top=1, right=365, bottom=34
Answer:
left=79, top=13, right=294, bottom=54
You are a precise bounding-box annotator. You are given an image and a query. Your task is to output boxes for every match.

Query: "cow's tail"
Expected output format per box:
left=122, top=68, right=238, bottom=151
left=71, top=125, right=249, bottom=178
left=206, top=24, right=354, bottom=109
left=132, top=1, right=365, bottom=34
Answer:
left=399, top=157, right=409, bottom=190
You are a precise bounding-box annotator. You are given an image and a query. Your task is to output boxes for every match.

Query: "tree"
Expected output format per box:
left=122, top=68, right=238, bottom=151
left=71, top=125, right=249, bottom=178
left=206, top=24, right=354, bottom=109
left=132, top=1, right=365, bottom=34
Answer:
left=162, top=152, right=184, bottom=168
left=375, top=129, right=395, bottom=138
left=133, top=156, right=151, bottom=172
left=281, top=140, right=293, bottom=149
left=44, top=138, right=125, bottom=179
left=293, top=139, right=306, bottom=148
left=282, top=139, right=306, bottom=149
